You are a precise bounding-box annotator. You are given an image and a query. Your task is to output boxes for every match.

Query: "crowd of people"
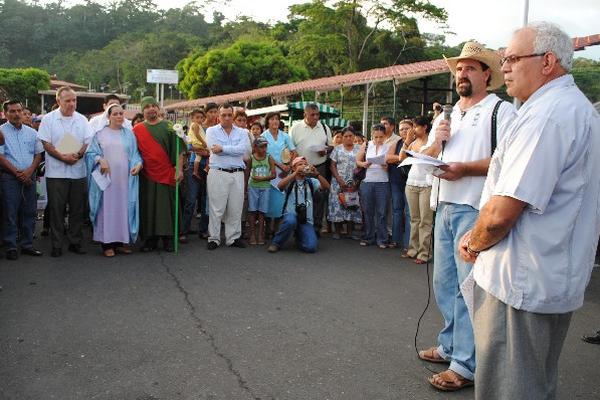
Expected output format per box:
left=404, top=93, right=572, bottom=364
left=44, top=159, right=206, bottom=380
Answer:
left=0, top=21, right=599, bottom=400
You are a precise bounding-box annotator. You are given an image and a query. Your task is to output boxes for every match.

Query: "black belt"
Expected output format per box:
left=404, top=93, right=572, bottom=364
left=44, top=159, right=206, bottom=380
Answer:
left=213, top=167, right=244, bottom=173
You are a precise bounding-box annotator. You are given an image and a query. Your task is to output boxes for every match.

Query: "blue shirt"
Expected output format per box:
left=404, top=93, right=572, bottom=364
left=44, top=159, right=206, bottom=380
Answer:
left=283, top=178, right=321, bottom=225
left=0, top=122, right=43, bottom=171
left=206, top=124, right=251, bottom=169
left=261, top=130, right=295, bottom=164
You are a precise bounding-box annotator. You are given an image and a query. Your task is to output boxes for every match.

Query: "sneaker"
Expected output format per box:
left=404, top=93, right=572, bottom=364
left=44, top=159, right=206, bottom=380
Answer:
left=207, top=241, right=219, bottom=250
left=267, top=244, right=279, bottom=253
left=229, top=238, right=247, bottom=248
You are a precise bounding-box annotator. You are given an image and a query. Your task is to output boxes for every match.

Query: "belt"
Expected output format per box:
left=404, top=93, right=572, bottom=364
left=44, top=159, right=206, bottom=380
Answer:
left=213, top=167, right=244, bottom=173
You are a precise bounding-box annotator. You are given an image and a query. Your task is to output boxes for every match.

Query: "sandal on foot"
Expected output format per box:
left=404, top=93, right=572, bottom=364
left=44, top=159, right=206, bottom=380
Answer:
left=428, top=369, right=473, bottom=392
left=115, top=246, right=132, bottom=255
left=103, top=249, right=115, bottom=257
left=414, top=258, right=427, bottom=265
left=401, top=251, right=414, bottom=258
left=418, top=346, right=449, bottom=364
left=359, top=240, right=369, bottom=246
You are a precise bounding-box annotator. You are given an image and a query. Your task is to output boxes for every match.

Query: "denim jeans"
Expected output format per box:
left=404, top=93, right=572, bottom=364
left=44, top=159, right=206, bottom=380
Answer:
left=182, top=166, right=208, bottom=235
left=272, top=212, right=318, bottom=253
left=1, top=173, right=37, bottom=250
left=360, top=181, right=389, bottom=246
left=390, top=180, right=407, bottom=245
left=433, top=202, right=479, bottom=381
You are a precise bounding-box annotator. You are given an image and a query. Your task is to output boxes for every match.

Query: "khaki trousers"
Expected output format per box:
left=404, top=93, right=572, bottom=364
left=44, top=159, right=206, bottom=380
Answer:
left=207, top=169, right=245, bottom=245
left=405, top=185, right=433, bottom=260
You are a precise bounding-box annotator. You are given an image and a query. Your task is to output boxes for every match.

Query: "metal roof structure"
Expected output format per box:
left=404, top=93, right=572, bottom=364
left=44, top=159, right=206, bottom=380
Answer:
left=166, top=34, right=600, bottom=112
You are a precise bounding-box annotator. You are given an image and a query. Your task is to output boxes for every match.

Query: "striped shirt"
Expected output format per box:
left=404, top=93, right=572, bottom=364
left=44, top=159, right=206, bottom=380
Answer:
left=0, top=122, right=43, bottom=171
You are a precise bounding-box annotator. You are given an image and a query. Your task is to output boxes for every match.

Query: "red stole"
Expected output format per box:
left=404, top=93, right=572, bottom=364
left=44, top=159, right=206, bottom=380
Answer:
left=133, top=122, right=175, bottom=187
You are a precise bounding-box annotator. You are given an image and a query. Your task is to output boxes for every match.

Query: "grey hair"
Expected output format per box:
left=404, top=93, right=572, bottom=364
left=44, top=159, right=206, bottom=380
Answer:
left=527, top=21, right=573, bottom=71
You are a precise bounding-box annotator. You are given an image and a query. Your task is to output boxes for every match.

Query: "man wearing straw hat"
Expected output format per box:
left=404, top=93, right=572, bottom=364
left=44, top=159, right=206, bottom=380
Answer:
left=417, top=41, right=516, bottom=391
left=132, top=96, right=185, bottom=252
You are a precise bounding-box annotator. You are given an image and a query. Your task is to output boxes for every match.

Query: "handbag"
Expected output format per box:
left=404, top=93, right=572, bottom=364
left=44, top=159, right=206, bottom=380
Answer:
left=338, top=189, right=360, bottom=210
left=352, top=141, right=369, bottom=182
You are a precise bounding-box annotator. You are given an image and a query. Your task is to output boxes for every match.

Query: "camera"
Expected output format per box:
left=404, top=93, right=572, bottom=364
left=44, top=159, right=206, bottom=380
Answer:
left=295, top=203, right=308, bottom=224
left=303, top=165, right=313, bottom=175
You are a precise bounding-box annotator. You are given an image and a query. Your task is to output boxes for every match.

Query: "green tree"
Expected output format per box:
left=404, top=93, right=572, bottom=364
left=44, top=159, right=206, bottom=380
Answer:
left=0, top=68, right=51, bottom=112
left=178, top=39, right=309, bottom=99
left=572, top=58, right=600, bottom=103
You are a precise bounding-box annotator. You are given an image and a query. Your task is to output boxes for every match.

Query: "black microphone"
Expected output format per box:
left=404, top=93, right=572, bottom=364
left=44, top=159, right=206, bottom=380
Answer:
left=442, top=104, right=453, bottom=152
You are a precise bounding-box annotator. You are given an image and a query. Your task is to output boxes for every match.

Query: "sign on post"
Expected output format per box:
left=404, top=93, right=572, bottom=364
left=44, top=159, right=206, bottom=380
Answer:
left=146, top=69, right=179, bottom=84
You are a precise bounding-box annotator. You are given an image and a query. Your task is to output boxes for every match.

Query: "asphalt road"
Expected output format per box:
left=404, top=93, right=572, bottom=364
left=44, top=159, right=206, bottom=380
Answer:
left=1, top=234, right=599, bottom=400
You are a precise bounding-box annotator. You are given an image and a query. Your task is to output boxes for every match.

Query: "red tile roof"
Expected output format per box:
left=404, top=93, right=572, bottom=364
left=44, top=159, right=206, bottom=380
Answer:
left=166, top=34, right=600, bottom=111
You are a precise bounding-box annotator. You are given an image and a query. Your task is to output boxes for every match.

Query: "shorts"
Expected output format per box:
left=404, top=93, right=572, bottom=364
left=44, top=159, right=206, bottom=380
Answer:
left=248, top=186, right=270, bottom=214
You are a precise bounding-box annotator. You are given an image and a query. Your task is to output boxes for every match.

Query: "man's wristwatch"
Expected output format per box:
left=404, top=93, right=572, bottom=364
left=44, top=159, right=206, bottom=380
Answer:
left=466, top=241, right=480, bottom=257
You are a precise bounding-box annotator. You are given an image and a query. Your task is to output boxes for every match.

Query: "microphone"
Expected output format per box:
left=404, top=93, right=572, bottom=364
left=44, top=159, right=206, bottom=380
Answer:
left=442, top=104, right=453, bottom=152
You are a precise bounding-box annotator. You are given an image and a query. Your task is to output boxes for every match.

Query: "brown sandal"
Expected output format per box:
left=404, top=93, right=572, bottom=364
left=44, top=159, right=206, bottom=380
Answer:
left=103, top=248, right=115, bottom=257
left=115, top=246, right=132, bottom=255
left=418, top=346, right=449, bottom=364
left=428, top=369, right=473, bottom=392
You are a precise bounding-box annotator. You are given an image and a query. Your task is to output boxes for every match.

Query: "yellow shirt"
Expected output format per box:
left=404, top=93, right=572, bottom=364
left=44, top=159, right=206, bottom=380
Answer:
left=188, top=122, right=207, bottom=149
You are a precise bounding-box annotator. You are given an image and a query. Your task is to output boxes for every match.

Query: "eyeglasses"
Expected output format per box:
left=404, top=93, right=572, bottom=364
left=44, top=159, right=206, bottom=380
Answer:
left=501, top=52, right=546, bottom=66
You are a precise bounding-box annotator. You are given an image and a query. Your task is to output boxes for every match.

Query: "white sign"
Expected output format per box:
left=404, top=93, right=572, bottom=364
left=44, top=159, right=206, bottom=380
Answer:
left=146, top=69, right=179, bottom=84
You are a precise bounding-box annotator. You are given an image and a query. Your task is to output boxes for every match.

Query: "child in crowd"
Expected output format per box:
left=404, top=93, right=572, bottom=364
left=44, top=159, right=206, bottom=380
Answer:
left=354, top=133, right=365, bottom=145
left=250, top=122, right=263, bottom=140
left=332, top=130, right=343, bottom=146
left=246, top=137, right=276, bottom=245
left=188, top=109, right=208, bottom=180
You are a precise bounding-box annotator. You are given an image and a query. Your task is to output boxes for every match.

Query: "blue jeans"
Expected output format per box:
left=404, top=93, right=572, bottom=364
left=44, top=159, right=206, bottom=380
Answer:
left=182, top=167, right=208, bottom=234
left=390, top=180, right=407, bottom=245
left=433, top=202, right=479, bottom=381
left=1, top=173, right=37, bottom=250
left=403, top=192, right=410, bottom=248
left=272, top=213, right=318, bottom=253
left=360, top=181, right=389, bottom=245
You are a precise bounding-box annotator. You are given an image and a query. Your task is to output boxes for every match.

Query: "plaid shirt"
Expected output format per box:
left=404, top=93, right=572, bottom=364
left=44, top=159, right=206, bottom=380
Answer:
left=0, top=122, right=43, bottom=171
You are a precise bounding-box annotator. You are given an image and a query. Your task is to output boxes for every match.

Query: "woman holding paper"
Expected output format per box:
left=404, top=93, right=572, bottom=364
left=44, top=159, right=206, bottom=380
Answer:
left=86, top=104, right=143, bottom=257
left=402, top=116, right=433, bottom=264
left=356, top=124, right=390, bottom=248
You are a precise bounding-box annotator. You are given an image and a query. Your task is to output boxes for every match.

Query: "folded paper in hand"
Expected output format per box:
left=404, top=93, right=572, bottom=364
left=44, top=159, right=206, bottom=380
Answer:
left=56, top=133, right=82, bottom=154
left=399, top=150, right=448, bottom=168
left=92, top=169, right=111, bottom=191
left=308, top=144, right=328, bottom=152
left=366, top=153, right=386, bottom=165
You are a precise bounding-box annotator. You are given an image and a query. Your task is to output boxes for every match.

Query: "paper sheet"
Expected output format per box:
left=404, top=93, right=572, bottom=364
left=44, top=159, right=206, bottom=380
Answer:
left=366, top=153, right=386, bottom=165
left=399, top=150, right=448, bottom=168
left=308, top=144, right=328, bottom=152
left=56, top=132, right=82, bottom=154
left=460, top=270, right=476, bottom=322
left=92, top=169, right=111, bottom=191
left=270, top=166, right=283, bottom=190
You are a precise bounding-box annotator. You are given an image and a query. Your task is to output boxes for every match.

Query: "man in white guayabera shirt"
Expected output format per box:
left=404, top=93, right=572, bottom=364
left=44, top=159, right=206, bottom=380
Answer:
left=458, top=22, right=600, bottom=400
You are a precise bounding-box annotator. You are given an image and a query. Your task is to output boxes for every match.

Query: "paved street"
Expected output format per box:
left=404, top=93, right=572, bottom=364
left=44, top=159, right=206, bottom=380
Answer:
left=1, top=234, right=599, bottom=400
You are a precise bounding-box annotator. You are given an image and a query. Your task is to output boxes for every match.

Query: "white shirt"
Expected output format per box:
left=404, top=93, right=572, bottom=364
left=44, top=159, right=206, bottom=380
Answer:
left=89, top=112, right=132, bottom=134
left=364, top=141, right=389, bottom=183
left=427, top=94, right=517, bottom=210
left=474, top=75, right=600, bottom=314
left=38, top=109, right=94, bottom=179
left=289, top=120, right=332, bottom=166
left=205, top=124, right=251, bottom=170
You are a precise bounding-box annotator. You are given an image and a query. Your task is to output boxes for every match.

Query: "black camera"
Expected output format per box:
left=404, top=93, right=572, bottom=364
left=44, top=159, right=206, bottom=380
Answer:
left=296, top=203, right=307, bottom=224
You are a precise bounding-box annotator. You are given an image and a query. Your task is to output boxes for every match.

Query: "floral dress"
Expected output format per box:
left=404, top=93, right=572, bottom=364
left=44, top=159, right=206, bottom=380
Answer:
left=328, top=144, right=362, bottom=223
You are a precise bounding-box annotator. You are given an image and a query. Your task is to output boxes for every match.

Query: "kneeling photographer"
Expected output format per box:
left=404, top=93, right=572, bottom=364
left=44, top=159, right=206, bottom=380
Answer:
left=267, top=156, right=330, bottom=253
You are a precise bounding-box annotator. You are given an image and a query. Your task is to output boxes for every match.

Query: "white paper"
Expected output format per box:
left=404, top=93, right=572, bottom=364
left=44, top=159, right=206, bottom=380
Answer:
left=270, top=166, right=283, bottom=189
left=92, top=169, right=111, bottom=191
left=366, top=153, right=386, bottom=165
left=56, top=132, right=82, bottom=154
left=460, top=270, right=476, bottom=322
left=399, top=150, right=448, bottom=167
left=308, top=144, right=328, bottom=152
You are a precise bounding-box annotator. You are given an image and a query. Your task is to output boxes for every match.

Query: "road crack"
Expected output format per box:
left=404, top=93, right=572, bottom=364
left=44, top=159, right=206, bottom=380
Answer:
left=159, top=254, right=261, bottom=400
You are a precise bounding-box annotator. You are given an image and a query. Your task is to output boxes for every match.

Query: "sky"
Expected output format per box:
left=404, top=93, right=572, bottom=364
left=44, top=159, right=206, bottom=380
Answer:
left=152, top=0, right=600, bottom=60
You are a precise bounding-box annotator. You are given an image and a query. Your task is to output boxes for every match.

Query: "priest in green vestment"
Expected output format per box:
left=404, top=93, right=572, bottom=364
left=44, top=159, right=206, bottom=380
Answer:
left=133, top=97, right=186, bottom=252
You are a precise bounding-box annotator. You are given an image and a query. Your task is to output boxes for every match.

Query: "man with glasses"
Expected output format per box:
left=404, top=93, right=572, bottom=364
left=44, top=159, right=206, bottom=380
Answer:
left=460, top=22, right=600, bottom=399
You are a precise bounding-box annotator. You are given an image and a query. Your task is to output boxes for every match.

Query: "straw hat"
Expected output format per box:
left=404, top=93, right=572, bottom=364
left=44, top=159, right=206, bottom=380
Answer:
left=444, top=41, right=504, bottom=90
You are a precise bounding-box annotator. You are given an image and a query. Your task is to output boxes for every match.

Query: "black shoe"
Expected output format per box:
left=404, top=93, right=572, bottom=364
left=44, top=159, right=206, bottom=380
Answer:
left=68, top=244, right=86, bottom=255
left=229, top=238, right=247, bottom=248
left=21, top=247, right=43, bottom=257
left=51, top=247, right=62, bottom=257
left=207, top=241, right=219, bottom=250
left=5, top=249, right=18, bottom=260
left=582, top=331, right=600, bottom=345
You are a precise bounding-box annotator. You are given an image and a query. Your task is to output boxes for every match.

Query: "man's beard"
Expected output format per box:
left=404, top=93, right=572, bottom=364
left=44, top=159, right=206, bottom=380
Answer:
left=457, top=79, right=473, bottom=97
